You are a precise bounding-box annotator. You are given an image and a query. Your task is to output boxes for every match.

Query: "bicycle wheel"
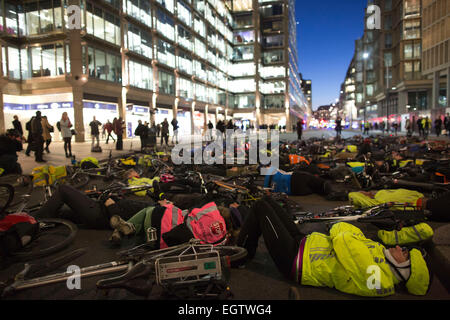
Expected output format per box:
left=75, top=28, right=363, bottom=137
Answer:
left=11, top=218, right=78, bottom=261
left=65, top=173, right=90, bottom=189
left=215, top=245, right=247, bottom=264
left=0, top=184, right=14, bottom=216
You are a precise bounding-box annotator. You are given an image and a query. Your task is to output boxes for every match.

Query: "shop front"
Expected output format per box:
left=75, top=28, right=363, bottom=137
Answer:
left=82, top=101, right=119, bottom=140
left=3, top=101, right=74, bottom=141
left=3, top=93, right=75, bottom=141
left=176, top=110, right=191, bottom=136
left=125, top=105, right=150, bottom=138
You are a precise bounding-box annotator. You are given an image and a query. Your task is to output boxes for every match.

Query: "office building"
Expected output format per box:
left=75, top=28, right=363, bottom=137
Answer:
left=0, top=0, right=309, bottom=141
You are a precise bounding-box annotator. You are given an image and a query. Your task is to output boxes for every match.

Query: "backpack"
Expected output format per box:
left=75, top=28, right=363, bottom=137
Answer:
left=183, top=202, right=227, bottom=246
left=0, top=213, right=39, bottom=257
left=26, top=120, right=32, bottom=131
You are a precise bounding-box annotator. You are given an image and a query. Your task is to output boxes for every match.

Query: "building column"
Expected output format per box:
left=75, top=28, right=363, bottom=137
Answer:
left=447, top=67, right=450, bottom=109
left=66, top=0, right=89, bottom=142
left=432, top=71, right=440, bottom=110
left=204, top=104, right=208, bottom=128
left=0, top=90, right=4, bottom=134
left=149, top=94, right=156, bottom=126
left=118, top=87, right=127, bottom=139
left=73, top=86, right=85, bottom=142
left=191, top=102, right=195, bottom=135
left=173, top=98, right=178, bottom=120
left=215, top=107, right=219, bottom=125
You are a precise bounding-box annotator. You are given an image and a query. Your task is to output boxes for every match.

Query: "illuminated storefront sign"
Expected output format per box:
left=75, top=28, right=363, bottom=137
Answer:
left=4, top=102, right=73, bottom=111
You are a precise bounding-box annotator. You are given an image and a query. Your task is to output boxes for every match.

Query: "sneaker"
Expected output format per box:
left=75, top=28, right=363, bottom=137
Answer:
left=110, top=215, right=135, bottom=236
left=109, top=229, right=122, bottom=244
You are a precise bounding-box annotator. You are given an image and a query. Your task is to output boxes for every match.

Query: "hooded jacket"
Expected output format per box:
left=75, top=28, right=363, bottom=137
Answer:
left=299, top=222, right=398, bottom=297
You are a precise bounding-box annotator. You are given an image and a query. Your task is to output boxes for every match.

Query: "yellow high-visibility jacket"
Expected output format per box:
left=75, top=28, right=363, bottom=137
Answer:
left=128, top=177, right=160, bottom=196
left=301, top=222, right=398, bottom=297
left=349, top=189, right=424, bottom=209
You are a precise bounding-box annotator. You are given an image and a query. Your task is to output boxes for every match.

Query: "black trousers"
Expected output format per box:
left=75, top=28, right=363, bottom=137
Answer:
left=237, top=197, right=306, bottom=279
left=63, top=137, right=72, bottom=156
left=106, top=132, right=115, bottom=143
left=290, top=171, right=333, bottom=196
left=34, top=185, right=109, bottom=229
left=161, top=133, right=168, bottom=145
left=116, top=134, right=123, bottom=150
left=33, top=137, right=44, bottom=161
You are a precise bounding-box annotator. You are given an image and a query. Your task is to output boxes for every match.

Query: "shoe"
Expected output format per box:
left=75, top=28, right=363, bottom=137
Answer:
left=110, top=215, right=135, bottom=236
left=45, top=148, right=50, bottom=153
left=109, top=229, right=122, bottom=245
left=65, top=153, right=69, bottom=158
left=36, top=159, right=47, bottom=163
left=25, top=153, right=30, bottom=157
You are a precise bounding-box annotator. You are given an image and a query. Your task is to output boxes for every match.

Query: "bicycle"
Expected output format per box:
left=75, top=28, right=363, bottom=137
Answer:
left=293, top=202, right=429, bottom=231
left=1, top=239, right=247, bottom=299
left=66, top=151, right=144, bottom=188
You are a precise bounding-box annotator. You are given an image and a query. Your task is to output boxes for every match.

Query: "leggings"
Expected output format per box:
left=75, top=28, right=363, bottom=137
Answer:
left=63, top=137, right=72, bottom=155
left=237, top=196, right=306, bottom=279
left=34, top=185, right=109, bottom=229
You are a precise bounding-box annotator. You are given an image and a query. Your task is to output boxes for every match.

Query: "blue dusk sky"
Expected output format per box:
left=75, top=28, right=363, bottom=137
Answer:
left=295, top=0, right=367, bottom=110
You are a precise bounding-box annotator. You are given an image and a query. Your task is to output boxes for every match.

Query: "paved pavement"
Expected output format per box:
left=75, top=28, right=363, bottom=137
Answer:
left=18, top=137, right=146, bottom=174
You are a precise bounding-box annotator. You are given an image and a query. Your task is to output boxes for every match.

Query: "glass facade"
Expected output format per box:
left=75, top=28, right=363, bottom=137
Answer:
left=0, top=0, right=309, bottom=134
left=126, top=23, right=152, bottom=58
left=128, top=60, right=152, bottom=89
left=86, top=2, right=121, bottom=45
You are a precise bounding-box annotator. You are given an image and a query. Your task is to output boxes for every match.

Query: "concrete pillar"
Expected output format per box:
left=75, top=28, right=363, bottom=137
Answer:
left=73, top=86, right=85, bottom=142
left=191, top=102, right=195, bottom=135
left=173, top=98, right=178, bottom=120
left=118, top=87, right=127, bottom=139
left=215, top=108, right=219, bottom=124
left=447, top=67, right=450, bottom=109
left=0, top=91, right=4, bottom=134
left=66, top=0, right=86, bottom=142
left=432, top=71, right=440, bottom=110
left=149, top=96, right=155, bottom=126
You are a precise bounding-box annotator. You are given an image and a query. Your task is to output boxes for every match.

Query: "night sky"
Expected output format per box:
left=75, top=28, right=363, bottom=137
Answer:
left=295, top=0, right=367, bottom=110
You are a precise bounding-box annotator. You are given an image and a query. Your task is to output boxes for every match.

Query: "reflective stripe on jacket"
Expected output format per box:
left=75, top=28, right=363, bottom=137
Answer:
left=301, top=222, right=397, bottom=297
left=378, top=223, right=434, bottom=246
left=160, top=204, right=184, bottom=249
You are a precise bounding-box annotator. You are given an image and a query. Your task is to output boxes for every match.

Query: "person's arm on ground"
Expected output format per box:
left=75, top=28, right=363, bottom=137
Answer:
left=329, top=222, right=396, bottom=297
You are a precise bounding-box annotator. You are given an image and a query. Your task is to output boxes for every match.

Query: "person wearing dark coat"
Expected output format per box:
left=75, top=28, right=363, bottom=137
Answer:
left=12, top=115, right=23, bottom=137
left=0, top=129, right=23, bottom=175
left=31, top=111, right=45, bottom=162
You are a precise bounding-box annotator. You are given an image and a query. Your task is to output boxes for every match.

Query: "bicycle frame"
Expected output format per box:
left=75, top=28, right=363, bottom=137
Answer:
left=2, top=240, right=232, bottom=297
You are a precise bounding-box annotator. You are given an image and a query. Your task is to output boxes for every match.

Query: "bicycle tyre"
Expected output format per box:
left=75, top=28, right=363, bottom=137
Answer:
left=0, top=184, right=14, bottom=216
left=11, top=218, right=78, bottom=261
left=215, top=245, right=248, bottom=264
